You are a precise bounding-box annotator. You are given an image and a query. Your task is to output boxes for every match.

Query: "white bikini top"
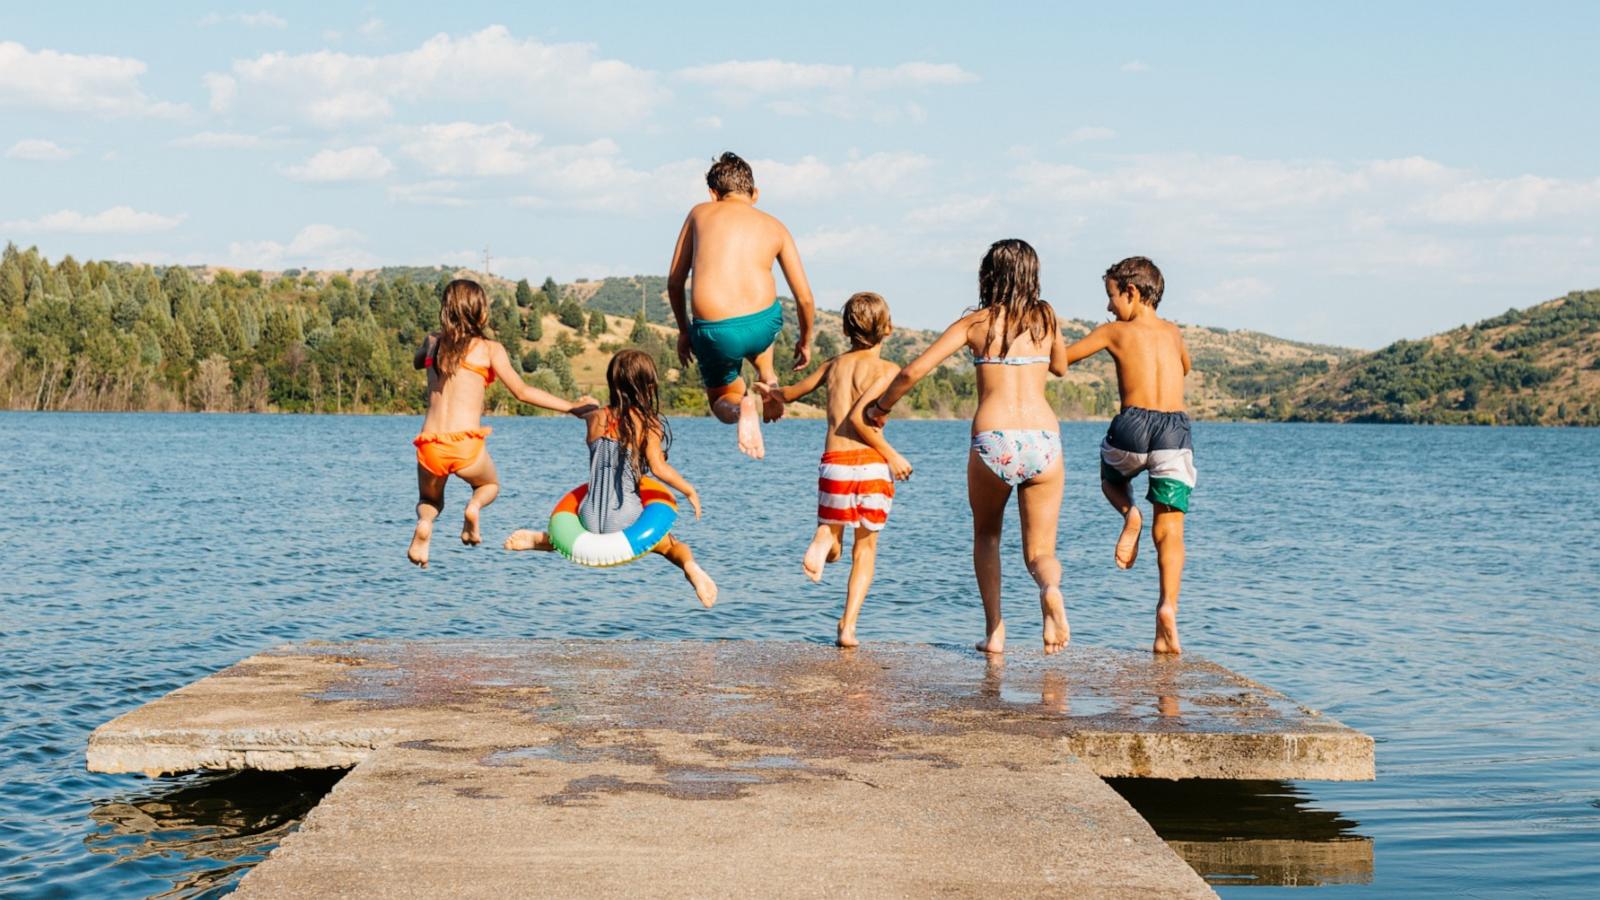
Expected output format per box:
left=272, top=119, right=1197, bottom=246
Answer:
left=972, top=352, right=1050, bottom=366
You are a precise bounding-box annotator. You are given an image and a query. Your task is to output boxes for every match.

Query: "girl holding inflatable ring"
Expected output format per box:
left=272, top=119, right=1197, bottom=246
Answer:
left=505, top=350, right=718, bottom=608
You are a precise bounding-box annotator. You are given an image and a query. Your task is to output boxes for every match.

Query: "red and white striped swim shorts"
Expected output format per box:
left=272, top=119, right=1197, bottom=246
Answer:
left=817, top=448, right=895, bottom=532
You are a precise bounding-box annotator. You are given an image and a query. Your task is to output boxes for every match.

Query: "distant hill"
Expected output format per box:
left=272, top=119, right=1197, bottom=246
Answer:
left=1283, top=290, right=1600, bottom=426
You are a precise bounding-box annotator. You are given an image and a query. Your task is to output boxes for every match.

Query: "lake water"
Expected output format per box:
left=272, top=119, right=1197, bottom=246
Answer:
left=2, top=412, right=1597, bottom=897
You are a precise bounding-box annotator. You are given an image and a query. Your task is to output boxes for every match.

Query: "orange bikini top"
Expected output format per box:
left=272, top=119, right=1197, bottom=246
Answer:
left=426, top=356, right=495, bottom=386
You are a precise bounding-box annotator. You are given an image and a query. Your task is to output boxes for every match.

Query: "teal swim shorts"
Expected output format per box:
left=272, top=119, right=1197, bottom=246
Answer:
left=688, top=300, right=784, bottom=390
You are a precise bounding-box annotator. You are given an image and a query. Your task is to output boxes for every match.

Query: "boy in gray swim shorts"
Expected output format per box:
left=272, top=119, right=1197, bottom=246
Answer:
left=1063, top=256, right=1194, bottom=655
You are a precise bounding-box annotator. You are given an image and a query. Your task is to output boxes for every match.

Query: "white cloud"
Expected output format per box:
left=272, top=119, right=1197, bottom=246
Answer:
left=282, top=146, right=394, bottom=182
left=208, top=26, right=664, bottom=130
left=226, top=224, right=375, bottom=269
left=2, top=206, right=185, bottom=234
left=0, top=41, right=186, bottom=117
left=754, top=152, right=935, bottom=200
left=171, top=131, right=263, bottom=149
left=358, top=18, right=385, bottom=38
left=1194, top=276, right=1274, bottom=309
left=1120, top=61, right=1149, bottom=73
left=389, top=180, right=468, bottom=207
left=199, top=11, right=287, bottom=28
left=860, top=62, right=978, bottom=88
left=399, top=122, right=543, bottom=176
left=1420, top=175, right=1600, bottom=224
left=6, top=139, right=73, bottom=161
left=695, top=115, right=723, bottom=130
left=1066, top=126, right=1116, bottom=143
left=677, top=57, right=975, bottom=121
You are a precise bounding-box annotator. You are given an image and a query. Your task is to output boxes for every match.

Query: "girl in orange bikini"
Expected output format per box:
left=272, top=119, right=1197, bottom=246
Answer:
left=409, top=278, right=594, bottom=568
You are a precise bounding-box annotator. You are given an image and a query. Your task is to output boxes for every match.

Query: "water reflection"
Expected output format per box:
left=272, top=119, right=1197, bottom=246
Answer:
left=86, top=770, right=343, bottom=898
left=1108, top=778, right=1372, bottom=887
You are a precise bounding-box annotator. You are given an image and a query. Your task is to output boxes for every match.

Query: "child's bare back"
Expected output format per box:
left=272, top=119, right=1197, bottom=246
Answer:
left=678, top=199, right=789, bottom=322
left=1093, top=316, right=1190, bottom=412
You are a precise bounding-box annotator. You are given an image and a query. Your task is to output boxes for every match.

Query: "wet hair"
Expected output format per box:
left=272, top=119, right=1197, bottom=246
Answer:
left=706, top=151, right=755, bottom=197
left=841, top=292, right=892, bottom=349
left=606, top=349, right=671, bottom=474
left=434, top=278, right=491, bottom=378
left=1104, top=256, right=1165, bottom=308
left=977, top=239, right=1056, bottom=358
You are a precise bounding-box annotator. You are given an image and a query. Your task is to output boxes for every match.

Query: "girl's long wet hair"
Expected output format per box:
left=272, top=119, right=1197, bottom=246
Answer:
left=434, top=279, right=491, bottom=378
left=977, top=239, right=1056, bottom=358
left=606, top=349, right=670, bottom=473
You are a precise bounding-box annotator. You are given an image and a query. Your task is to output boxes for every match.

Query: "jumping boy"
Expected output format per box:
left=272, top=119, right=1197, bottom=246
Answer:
left=759, top=292, right=911, bottom=647
left=1062, top=257, right=1195, bottom=654
left=668, top=152, right=816, bottom=459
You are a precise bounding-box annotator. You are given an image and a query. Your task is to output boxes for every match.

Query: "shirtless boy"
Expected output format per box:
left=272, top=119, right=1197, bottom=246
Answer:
left=668, top=152, right=816, bottom=459
left=761, top=292, right=911, bottom=647
left=1062, top=256, right=1196, bottom=654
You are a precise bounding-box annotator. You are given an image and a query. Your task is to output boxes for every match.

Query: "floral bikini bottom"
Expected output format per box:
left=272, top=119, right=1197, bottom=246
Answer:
left=970, top=429, right=1062, bottom=487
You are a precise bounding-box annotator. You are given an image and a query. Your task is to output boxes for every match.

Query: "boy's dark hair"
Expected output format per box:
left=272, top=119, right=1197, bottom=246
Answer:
left=706, top=151, right=755, bottom=196
left=841, top=292, right=892, bottom=349
left=1104, top=256, right=1165, bottom=308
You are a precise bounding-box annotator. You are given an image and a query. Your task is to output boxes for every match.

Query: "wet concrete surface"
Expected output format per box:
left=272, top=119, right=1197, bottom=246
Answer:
left=86, top=640, right=1374, bottom=897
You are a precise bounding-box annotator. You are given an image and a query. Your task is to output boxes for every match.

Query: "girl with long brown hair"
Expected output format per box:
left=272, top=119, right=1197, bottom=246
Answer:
left=864, top=239, right=1071, bottom=654
left=504, top=349, right=718, bottom=607
left=409, top=278, right=593, bottom=568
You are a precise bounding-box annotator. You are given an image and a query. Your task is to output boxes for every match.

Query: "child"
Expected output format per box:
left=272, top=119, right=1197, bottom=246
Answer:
left=865, top=240, right=1071, bottom=655
left=759, top=292, right=912, bottom=647
left=503, top=349, right=718, bottom=608
left=667, top=151, right=817, bottom=460
left=409, top=278, right=593, bottom=568
left=1062, top=256, right=1195, bottom=654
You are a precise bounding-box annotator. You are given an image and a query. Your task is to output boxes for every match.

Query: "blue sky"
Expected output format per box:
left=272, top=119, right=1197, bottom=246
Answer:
left=3, top=1, right=1598, bottom=347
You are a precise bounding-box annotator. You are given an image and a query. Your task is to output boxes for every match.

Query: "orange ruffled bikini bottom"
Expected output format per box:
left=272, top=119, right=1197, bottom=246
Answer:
left=413, top=427, right=492, bottom=477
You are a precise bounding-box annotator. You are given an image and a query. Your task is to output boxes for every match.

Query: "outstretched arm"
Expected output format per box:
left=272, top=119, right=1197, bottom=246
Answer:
left=488, top=343, right=596, bottom=415
left=775, top=358, right=831, bottom=403
left=644, top=428, right=701, bottom=520
left=413, top=333, right=437, bottom=370
left=1049, top=325, right=1071, bottom=376
left=863, top=314, right=973, bottom=427
left=1179, top=333, right=1192, bottom=376
left=667, top=215, right=695, bottom=366
left=776, top=227, right=815, bottom=370
left=847, top=367, right=913, bottom=480
left=1062, top=323, right=1115, bottom=366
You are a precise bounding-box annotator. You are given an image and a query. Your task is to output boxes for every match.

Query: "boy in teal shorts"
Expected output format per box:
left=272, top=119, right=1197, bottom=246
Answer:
left=667, top=152, right=816, bottom=459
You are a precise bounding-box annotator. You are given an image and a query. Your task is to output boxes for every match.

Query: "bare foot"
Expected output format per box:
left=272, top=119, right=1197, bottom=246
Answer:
left=836, top=621, right=859, bottom=648
left=976, top=620, right=1006, bottom=654
left=461, top=505, right=482, bottom=546
left=503, top=529, right=547, bottom=551
left=408, top=520, right=433, bottom=568
left=736, top=393, right=765, bottom=459
left=802, top=532, right=836, bottom=583
left=1040, top=586, right=1070, bottom=655
left=685, top=561, right=718, bottom=608
left=1153, top=604, right=1182, bottom=654
left=1115, top=506, right=1143, bottom=569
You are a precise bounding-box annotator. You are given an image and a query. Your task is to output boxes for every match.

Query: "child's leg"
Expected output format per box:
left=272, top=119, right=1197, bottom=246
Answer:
left=837, top=526, right=879, bottom=648
left=751, top=345, right=783, bottom=423
left=802, top=523, right=844, bottom=583
left=409, top=463, right=447, bottom=568
left=452, top=449, right=500, bottom=546
left=1149, top=503, right=1185, bottom=654
left=1102, top=476, right=1142, bottom=569
left=653, top=535, right=718, bottom=608
left=1018, top=458, right=1068, bottom=654
left=503, top=530, right=555, bottom=551
left=967, top=450, right=1012, bottom=653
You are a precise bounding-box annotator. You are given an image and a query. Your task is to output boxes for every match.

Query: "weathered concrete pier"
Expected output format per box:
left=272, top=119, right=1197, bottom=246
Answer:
left=88, top=640, right=1373, bottom=897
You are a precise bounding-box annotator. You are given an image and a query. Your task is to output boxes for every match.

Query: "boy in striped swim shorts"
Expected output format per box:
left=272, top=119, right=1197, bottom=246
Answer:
left=760, top=292, right=912, bottom=647
left=1063, top=256, right=1195, bottom=655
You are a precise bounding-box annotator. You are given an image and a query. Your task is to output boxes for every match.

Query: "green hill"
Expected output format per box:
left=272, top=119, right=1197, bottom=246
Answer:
left=1283, top=290, right=1600, bottom=426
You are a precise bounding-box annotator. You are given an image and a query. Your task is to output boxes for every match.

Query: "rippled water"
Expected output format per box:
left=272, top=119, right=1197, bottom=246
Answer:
left=2, top=412, right=1597, bottom=897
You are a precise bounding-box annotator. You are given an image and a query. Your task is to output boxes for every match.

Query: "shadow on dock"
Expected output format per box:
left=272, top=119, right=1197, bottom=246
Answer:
left=1108, top=778, right=1373, bottom=887
left=86, top=770, right=344, bottom=897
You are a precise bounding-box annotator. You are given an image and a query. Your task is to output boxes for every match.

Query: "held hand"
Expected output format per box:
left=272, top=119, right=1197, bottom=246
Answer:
left=862, top=397, right=889, bottom=429
left=792, top=340, right=812, bottom=371
left=569, top=395, right=601, bottom=417
left=887, top=451, right=914, bottom=482
left=677, top=331, right=694, bottom=367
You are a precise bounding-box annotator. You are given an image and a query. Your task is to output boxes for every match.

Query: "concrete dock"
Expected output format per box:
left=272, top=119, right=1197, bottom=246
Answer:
left=87, top=640, right=1373, bottom=897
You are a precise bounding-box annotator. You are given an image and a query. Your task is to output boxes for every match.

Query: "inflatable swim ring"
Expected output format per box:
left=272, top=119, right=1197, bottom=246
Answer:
left=548, top=476, right=677, bottom=567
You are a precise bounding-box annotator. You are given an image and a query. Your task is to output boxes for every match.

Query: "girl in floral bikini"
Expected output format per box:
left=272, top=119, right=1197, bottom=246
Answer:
left=864, top=240, right=1070, bottom=654
left=408, top=279, right=593, bottom=568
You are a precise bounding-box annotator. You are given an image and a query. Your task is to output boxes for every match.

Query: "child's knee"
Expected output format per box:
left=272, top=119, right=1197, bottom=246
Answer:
left=1024, top=552, right=1059, bottom=577
left=1151, top=516, right=1184, bottom=545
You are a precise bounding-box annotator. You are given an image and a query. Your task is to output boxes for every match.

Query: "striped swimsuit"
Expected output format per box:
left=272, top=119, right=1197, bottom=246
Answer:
left=817, top=448, right=895, bottom=532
